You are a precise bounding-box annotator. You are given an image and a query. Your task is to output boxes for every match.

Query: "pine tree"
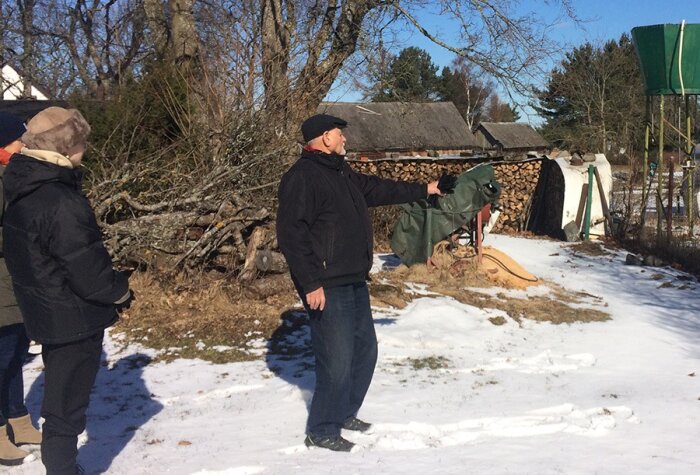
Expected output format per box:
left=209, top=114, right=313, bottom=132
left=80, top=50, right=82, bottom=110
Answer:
left=372, top=47, right=441, bottom=102
left=536, top=34, right=645, bottom=160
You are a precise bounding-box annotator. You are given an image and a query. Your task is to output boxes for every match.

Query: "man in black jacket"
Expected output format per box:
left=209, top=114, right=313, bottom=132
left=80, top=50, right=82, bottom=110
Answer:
left=2, top=107, right=131, bottom=474
left=277, top=114, right=443, bottom=452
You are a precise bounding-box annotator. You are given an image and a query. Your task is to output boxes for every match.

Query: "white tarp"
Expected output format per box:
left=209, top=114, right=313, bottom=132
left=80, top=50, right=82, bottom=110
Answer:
left=554, top=153, right=612, bottom=237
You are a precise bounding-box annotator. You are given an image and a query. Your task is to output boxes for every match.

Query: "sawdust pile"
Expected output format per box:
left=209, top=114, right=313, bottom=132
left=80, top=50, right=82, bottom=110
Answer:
left=480, top=247, right=539, bottom=289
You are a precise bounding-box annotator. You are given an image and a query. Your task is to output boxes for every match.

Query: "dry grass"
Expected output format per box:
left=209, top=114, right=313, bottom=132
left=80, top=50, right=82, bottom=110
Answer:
left=118, top=243, right=610, bottom=363
left=116, top=271, right=300, bottom=363
left=372, top=253, right=610, bottom=325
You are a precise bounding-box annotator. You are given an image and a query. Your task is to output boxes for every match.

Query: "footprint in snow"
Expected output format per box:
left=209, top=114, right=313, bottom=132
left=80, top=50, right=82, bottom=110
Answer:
left=349, top=404, right=638, bottom=451
left=193, top=384, right=265, bottom=402
left=190, top=467, right=266, bottom=475
left=451, top=350, right=596, bottom=374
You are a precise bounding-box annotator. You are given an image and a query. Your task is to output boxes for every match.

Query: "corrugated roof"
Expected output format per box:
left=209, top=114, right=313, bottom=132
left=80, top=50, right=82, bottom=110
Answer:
left=317, top=102, right=480, bottom=152
left=477, top=122, right=549, bottom=149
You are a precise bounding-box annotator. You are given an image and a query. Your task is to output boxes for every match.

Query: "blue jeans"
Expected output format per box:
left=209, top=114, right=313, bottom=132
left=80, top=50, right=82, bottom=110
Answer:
left=302, top=282, right=378, bottom=437
left=0, top=323, right=30, bottom=427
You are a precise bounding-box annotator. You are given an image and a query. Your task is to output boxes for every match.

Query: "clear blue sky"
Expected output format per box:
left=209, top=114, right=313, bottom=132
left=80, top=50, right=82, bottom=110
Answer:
left=327, top=0, right=697, bottom=122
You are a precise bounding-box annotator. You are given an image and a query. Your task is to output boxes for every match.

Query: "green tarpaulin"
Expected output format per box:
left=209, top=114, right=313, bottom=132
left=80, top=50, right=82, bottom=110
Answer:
left=391, top=164, right=501, bottom=266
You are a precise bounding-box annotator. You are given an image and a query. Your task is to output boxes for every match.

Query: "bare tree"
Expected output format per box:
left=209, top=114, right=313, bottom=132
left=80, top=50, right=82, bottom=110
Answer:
left=144, top=0, right=204, bottom=66
left=17, top=0, right=36, bottom=97
left=260, top=0, right=575, bottom=132
left=0, top=0, right=579, bottom=276
left=26, top=1, right=148, bottom=99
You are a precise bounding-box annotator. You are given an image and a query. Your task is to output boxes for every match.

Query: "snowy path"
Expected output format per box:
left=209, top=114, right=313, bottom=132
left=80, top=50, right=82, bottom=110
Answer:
left=4, top=234, right=700, bottom=474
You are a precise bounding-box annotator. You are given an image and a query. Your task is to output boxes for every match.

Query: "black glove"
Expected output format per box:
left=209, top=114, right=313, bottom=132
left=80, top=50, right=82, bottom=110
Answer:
left=437, top=174, right=457, bottom=195
left=116, top=290, right=136, bottom=312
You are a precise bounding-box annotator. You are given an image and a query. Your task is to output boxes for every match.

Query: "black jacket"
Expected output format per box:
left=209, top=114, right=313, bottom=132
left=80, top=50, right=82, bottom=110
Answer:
left=2, top=153, right=128, bottom=344
left=0, top=167, right=23, bottom=328
left=277, top=149, right=426, bottom=293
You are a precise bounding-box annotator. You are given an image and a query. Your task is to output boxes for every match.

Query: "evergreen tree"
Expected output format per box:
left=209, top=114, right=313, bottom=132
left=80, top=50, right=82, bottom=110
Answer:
left=484, top=95, right=520, bottom=122
left=438, top=57, right=494, bottom=128
left=372, top=47, right=441, bottom=102
left=536, top=34, right=645, bottom=160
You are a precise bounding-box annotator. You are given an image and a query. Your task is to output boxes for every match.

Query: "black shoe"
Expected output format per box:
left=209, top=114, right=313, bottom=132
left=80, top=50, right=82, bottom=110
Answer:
left=304, top=434, right=355, bottom=452
left=342, top=416, right=372, bottom=432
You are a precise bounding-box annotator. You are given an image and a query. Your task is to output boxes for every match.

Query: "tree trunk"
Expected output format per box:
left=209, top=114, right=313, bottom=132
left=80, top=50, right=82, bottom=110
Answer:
left=144, top=0, right=169, bottom=59
left=18, top=0, right=36, bottom=98
left=261, top=0, right=382, bottom=131
left=260, top=0, right=292, bottom=117
left=168, top=0, right=199, bottom=65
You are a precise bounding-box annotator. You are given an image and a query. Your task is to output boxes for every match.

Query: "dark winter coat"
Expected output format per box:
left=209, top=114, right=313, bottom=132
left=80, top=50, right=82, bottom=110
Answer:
left=0, top=166, right=23, bottom=328
left=277, top=149, right=426, bottom=293
left=2, top=152, right=128, bottom=344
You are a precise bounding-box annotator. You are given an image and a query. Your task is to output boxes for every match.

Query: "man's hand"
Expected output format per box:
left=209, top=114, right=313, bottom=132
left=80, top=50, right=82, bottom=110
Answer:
left=306, top=287, right=326, bottom=311
left=427, top=181, right=442, bottom=196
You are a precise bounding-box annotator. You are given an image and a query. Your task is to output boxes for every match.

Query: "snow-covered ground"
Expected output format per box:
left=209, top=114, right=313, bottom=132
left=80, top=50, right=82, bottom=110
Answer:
left=4, top=234, right=700, bottom=474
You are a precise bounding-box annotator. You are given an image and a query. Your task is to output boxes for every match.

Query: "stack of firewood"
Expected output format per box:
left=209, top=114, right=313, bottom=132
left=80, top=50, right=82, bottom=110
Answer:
left=351, top=159, right=475, bottom=183
left=491, top=159, right=542, bottom=233
left=348, top=158, right=543, bottom=245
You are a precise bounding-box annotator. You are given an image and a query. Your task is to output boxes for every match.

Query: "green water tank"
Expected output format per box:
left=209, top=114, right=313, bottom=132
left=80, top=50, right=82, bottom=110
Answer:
left=632, top=23, right=700, bottom=95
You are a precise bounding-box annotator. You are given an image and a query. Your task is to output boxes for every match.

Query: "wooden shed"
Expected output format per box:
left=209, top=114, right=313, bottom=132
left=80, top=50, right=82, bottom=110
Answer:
left=317, top=102, right=481, bottom=160
left=475, top=122, right=549, bottom=155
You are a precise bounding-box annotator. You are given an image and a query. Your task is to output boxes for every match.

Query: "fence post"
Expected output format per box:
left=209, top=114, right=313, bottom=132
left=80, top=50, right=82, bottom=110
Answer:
left=584, top=164, right=594, bottom=240
left=657, top=95, right=665, bottom=242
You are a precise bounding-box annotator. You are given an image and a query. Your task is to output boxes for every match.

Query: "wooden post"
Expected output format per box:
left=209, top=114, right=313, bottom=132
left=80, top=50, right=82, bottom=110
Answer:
left=641, top=96, right=651, bottom=230
left=657, top=95, right=665, bottom=241
left=593, top=167, right=612, bottom=236
left=476, top=208, right=483, bottom=264
left=583, top=165, right=594, bottom=240
left=687, top=95, right=694, bottom=234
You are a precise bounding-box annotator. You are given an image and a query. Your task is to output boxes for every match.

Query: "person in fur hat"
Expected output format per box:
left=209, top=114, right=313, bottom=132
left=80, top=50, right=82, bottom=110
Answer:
left=2, top=107, right=132, bottom=474
left=0, top=111, right=41, bottom=467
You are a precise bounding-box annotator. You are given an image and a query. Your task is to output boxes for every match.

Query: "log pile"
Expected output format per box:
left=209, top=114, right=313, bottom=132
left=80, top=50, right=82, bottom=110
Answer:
left=95, top=191, right=281, bottom=278
left=348, top=158, right=544, bottom=246
left=351, top=159, right=476, bottom=182
left=96, top=157, right=542, bottom=278
left=491, top=159, right=543, bottom=233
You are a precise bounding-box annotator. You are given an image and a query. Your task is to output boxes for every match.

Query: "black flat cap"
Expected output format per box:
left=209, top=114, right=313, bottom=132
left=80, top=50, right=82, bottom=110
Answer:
left=301, top=114, right=347, bottom=142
